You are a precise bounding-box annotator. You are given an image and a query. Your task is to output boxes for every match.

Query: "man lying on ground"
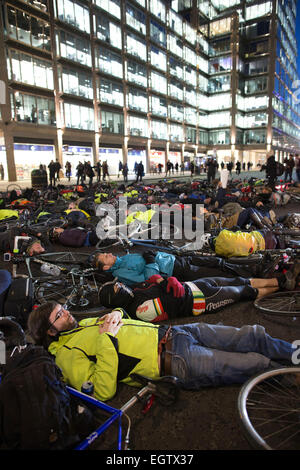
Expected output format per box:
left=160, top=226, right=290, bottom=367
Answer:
left=93, top=249, right=277, bottom=286
left=28, top=300, right=297, bottom=402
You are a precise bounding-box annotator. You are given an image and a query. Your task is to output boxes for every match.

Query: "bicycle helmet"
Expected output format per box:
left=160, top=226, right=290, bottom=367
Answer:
left=99, top=280, right=134, bottom=308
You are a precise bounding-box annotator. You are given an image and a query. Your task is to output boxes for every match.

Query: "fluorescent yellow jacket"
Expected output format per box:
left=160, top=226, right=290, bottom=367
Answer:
left=48, top=316, right=160, bottom=402
left=126, top=209, right=156, bottom=225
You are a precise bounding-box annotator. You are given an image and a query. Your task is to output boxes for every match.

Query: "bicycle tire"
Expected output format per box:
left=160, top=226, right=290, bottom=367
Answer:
left=238, top=367, right=300, bottom=450
left=34, top=277, right=107, bottom=317
left=254, top=290, right=300, bottom=316
left=33, top=251, right=92, bottom=267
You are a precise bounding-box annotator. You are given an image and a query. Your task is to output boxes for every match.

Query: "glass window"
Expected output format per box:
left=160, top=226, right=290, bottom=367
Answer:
left=13, top=91, right=55, bottom=125
left=168, top=9, right=183, bottom=36
left=96, top=47, right=123, bottom=78
left=168, top=78, right=183, bottom=100
left=149, top=0, right=166, bottom=22
left=94, top=0, right=121, bottom=19
left=151, top=120, right=167, bottom=140
left=169, top=102, right=184, bottom=121
left=245, top=1, right=272, bottom=21
left=126, top=32, right=147, bottom=61
left=95, top=14, right=122, bottom=49
left=101, top=110, right=124, bottom=134
left=150, top=46, right=167, bottom=72
left=150, top=95, right=167, bottom=117
left=209, top=56, right=232, bottom=74
left=57, top=30, right=91, bottom=66
left=99, top=78, right=123, bottom=106
left=150, top=71, right=167, bottom=95
left=64, top=103, right=94, bottom=130
left=168, top=34, right=183, bottom=58
left=55, top=0, right=90, bottom=33
left=244, top=129, right=266, bottom=144
left=210, top=17, right=231, bottom=37
left=128, top=88, right=148, bottom=113
left=169, top=56, right=183, bottom=80
left=185, top=107, right=197, bottom=125
left=126, top=3, right=146, bottom=35
left=184, top=66, right=197, bottom=86
left=6, top=6, right=17, bottom=39
left=208, top=74, right=231, bottom=93
left=129, top=115, right=148, bottom=137
left=16, top=10, right=31, bottom=45
left=127, top=60, right=147, bottom=87
left=150, top=20, right=167, bottom=47
left=207, top=111, right=231, bottom=128
left=245, top=58, right=269, bottom=75
left=187, top=127, right=197, bottom=144
left=169, top=123, right=184, bottom=142
left=208, top=130, right=230, bottom=145
left=185, top=86, right=197, bottom=105
left=244, top=76, right=268, bottom=94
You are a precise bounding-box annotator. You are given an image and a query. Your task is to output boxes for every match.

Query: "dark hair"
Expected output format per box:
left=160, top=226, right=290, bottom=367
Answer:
left=27, top=301, right=58, bottom=347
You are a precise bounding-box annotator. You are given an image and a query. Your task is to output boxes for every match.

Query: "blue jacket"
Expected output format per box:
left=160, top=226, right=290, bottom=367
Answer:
left=108, top=252, right=176, bottom=286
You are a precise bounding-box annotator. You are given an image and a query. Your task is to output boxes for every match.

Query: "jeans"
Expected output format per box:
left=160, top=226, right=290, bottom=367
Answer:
left=159, top=323, right=293, bottom=389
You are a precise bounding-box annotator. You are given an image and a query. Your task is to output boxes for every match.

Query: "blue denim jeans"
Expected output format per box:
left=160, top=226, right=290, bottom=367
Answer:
left=160, top=323, right=293, bottom=389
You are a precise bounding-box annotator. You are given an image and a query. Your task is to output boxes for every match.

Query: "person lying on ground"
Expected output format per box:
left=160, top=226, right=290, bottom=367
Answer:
left=28, top=300, right=297, bottom=402
left=93, top=249, right=273, bottom=287
left=98, top=264, right=300, bottom=322
left=0, top=226, right=52, bottom=256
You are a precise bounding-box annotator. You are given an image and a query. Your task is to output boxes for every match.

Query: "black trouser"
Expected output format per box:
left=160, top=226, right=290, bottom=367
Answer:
left=192, top=277, right=257, bottom=313
left=172, top=255, right=259, bottom=281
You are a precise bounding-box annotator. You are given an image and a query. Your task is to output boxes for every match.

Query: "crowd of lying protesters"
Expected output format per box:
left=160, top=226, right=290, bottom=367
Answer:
left=1, top=159, right=300, bottom=449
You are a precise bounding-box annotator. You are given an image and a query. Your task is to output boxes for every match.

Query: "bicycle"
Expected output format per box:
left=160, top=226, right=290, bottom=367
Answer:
left=11, top=251, right=108, bottom=318
left=238, top=367, right=300, bottom=450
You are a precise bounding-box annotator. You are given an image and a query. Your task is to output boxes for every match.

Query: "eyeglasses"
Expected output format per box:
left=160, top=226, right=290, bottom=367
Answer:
left=48, top=304, right=68, bottom=329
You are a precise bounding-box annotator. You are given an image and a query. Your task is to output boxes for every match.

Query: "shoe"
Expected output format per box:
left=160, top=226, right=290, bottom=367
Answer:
left=283, top=261, right=300, bottom=290
left=283, top=271, right=297, bottom=290
left=269, top=210, right=277, bottom=225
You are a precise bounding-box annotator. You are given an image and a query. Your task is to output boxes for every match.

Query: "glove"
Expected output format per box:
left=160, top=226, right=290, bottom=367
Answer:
left=143, top=250, right=156, bottom=264
left=146, top=275, right=163, bottom=284
left=166, top=277, right=185, bottom=298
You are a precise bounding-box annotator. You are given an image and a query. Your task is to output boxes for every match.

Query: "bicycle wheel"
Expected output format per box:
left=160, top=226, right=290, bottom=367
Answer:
left=34, top=277, right=107, bottom=317
left=254, top=291, right=300, bottom=316
left=33, top=252, right=92, bottom=267
left=238, top=367, right=300, bottom=450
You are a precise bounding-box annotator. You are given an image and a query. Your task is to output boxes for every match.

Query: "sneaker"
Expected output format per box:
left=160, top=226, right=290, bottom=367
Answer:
left=283, top=271, right=297, bottom=290
left=283, top=262, right=300, bottom=290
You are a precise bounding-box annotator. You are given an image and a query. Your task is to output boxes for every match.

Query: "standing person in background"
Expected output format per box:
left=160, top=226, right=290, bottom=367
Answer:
left=102, top=161, right=109, bottom=181
left=96, top=161, right=102, bottom=182
left=55, top=160, right=61, bottom=182
left=0, top=163, right=4, bottom=180
left=76, top=162, right=84, bottom=186
left=122, top=163, right=128, bottom=182
left=265, top=154, right=277, bottom=191
left=65, top=161, right=71, bottom=181
left=48, top=160, right=56, bottom=187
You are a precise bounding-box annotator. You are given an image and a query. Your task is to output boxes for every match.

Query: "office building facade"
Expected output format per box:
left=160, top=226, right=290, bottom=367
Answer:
left=0, top=0, right=299, bottom=181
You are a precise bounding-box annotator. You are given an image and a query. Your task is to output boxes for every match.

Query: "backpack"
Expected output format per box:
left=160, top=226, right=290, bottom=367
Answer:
left=0, top=345, right=93, bottom=450
left=276, top=162, right=284, bottom=176
left=4, top=278, right=34, bottom=329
